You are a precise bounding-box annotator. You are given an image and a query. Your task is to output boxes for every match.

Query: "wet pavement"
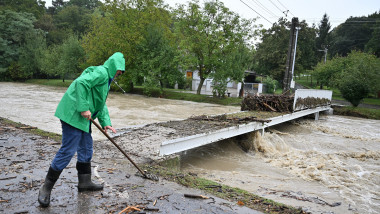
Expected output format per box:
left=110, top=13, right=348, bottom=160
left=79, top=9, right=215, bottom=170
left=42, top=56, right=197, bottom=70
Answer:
left=0, top=120, right=261, bottom=214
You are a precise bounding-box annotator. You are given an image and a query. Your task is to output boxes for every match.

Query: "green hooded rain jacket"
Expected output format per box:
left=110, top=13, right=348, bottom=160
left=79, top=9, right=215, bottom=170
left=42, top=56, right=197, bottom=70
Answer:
left=55, top=52, right=125, bottom=132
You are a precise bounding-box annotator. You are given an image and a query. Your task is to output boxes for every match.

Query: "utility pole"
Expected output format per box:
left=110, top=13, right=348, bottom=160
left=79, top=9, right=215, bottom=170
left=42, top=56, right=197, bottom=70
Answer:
left=283, top=17, right=299, bottom=93
left=318, top=47, right=328, bottom=64
left=317, top=47, right=328, bottom=89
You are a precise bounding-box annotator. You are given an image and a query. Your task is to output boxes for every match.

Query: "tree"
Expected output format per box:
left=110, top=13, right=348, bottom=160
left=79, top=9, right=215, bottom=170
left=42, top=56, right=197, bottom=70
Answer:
left=47, top=0, right=66, bottom=15
left=0, top=0, right=46, bottom=19
left=314, top=51, right=380, bottom=106
left=330, top=11, right=380, bottom=57
left=54, top=5, right=91, bottom=36
left=40, top=34, right=85, bottom=81
left=262, top=76, right=278, bottom=94
left=174, top=0, right=255, bottom=95
left=365, top=27, right=380, bottom=57
left=134, top=24, right=182, bottom=96
left=212, top=44, right=253, bottom=97
left=18, top=31, right=47, bottom=79
left=67, top=0, right=101, bottom=10
left=254, top=18, right=317, bottom=84
left=315, top=13, right=331, bottom=62
left=254, top=18, right=289, bottom=82
left=335, top=51, right=380, bottom=106
left=313, top=56, right=344, bottom=88
left=0, top=10, right=42, bottom=80
left=83, top=0, right=175, bottom=92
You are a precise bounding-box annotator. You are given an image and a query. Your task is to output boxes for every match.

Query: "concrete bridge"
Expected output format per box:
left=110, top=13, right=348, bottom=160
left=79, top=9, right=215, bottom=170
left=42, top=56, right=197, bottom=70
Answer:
left=160, top=89, right=333, bottom=156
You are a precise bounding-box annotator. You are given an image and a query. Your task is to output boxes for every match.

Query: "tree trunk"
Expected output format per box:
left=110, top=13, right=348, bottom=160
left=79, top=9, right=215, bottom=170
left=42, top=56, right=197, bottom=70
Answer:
left=196, top=77, right=205, bottom=95
left=310, top=75, right=313, bottom=87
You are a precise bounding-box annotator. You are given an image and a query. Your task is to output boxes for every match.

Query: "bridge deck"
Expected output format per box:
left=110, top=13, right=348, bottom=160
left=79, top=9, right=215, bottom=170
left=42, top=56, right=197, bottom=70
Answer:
left=159, top=106, right=332, bottom=156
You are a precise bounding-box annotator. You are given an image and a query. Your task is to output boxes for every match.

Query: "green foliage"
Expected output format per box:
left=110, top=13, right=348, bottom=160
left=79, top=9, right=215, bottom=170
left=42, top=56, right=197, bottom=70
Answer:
left=40, top=34, right=85, bottom=81
left=8, top=61, right=32, bottom=81
left=83, top=0, right=179, bottom=95
left=313, top=56, right=344, bottom=87
left=40, top=43, right=61, bottom=79
left=262, top=76, right=278, bottom=94
left=134, top=24, right=182, bottom=96
left=333, top=106, right=380, bottom=120
left=54, top=5, right=91, bottom=36
left=0, top=10, right=45, bottom=80
left=66, top=0, right=101, bottom=10
left=315, top=13, right=331, bottom=61
left=335, top=51, right=380, bottom=106
left=364, top=27, right=380, bottom=57
left=330, top=11, right=380, bottom=57
left=254, top=18, right=288, bottom=82
left=254, top=18, right=318, bottom=84
left=174, top=0, right=255, bottom=94
left=0, top=0, right=46, bottom=19
left=212, top=44, right=253, bottom=97
left=338, top=78, right=369, bottom=107
left=19, top=31, right=47, bottom=78
left=314, top=51, right=380, bottom=106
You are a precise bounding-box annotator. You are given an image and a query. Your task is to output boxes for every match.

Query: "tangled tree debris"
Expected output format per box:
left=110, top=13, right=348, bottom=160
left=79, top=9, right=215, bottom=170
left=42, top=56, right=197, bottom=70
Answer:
left=190, top=114, right=271, bottom=124
left=294, top=97, right=331, bottom=110
left=241, top=94, right=332, bottom=112
left=241, top=94, right=294, bottom=112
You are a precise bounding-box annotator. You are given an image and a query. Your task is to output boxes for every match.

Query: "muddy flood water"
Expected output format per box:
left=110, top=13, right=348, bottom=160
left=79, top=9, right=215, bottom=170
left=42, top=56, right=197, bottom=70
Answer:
left=1, top=82, right=379, bottom=214
left=0, top=82, right=240, bottom=140
left=181, top=116, right=380, bottom=213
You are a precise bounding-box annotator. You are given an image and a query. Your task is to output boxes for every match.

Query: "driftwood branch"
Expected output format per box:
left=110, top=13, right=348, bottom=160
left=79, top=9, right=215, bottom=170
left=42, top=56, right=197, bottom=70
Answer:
left=184, top=194, right=209, bottom=199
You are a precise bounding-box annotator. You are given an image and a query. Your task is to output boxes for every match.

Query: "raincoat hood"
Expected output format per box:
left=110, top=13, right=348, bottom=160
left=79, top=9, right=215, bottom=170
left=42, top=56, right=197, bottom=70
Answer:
left=55, top=52, right=126, bottom=133
left=103, top=52, right=125, bottom=79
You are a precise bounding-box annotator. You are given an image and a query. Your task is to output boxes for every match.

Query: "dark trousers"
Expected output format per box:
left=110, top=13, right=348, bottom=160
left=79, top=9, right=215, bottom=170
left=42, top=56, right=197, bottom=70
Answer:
left=51, top=120, right=93, bottom=171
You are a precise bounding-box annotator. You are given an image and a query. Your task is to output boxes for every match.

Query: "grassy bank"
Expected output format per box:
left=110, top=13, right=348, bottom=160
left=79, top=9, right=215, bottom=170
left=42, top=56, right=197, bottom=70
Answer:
left=26, top=79, right=73, bottom=87
left=0, top=117, right=62, bottom=142
left=332, top=106, right=380, bottom=120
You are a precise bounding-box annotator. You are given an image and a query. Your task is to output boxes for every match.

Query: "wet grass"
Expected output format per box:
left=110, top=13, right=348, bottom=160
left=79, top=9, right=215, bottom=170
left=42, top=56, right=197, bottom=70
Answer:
left=26, top=79, right=73, bottom=87
left=0, top=117, right=62, bottom=142
left=132, top=86, right=243, bottom=106
left=333, top=106, right=380, bottom=120
left=143, top=162, right=305, bottom=214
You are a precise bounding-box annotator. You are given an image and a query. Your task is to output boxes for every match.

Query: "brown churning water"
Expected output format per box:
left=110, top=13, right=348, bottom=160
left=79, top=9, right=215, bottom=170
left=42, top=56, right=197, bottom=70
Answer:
left=181, top=116, right=380, bottom=214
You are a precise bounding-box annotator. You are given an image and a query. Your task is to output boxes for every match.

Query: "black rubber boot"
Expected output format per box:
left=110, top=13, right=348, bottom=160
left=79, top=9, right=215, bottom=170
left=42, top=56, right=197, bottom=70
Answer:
left=76, top=162, right=103, bottom=192
left=38, top=166, right=62, bottom=207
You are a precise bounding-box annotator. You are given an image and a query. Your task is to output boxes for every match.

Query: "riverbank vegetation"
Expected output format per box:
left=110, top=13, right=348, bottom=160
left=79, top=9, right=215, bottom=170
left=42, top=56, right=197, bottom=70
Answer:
left=1, top=0, right=379, bottom=107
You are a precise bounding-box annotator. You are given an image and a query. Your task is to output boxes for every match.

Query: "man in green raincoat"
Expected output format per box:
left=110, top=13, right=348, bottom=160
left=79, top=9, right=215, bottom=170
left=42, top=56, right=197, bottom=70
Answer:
left=38, top=52, right=126, bottom=207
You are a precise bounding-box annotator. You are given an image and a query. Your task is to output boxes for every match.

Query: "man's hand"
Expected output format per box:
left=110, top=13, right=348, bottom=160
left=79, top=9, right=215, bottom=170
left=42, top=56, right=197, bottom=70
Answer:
left=104, top=126, right=116, bottom=134
left=81, top=110, right=91, bottom=120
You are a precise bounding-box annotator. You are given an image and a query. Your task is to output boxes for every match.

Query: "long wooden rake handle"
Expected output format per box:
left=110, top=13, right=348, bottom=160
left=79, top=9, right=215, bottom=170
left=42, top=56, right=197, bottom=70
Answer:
left=90, top=118, right=147, bottom=178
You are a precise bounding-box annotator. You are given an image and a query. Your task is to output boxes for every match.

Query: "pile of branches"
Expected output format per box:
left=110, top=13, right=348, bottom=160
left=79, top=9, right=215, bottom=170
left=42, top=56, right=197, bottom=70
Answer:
left=294, top=97, right=331, bottom=110
left=190, top=114, right=271, bottom=124
left=241, top=94, right=294, bottom=112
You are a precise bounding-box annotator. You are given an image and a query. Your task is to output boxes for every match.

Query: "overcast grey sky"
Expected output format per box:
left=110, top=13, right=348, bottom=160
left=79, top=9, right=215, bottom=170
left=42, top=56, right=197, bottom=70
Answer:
left=44, top=0, right=379, bottom=29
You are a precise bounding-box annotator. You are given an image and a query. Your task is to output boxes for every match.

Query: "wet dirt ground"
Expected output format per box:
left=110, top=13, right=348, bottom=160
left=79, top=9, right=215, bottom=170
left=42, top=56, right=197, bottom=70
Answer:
left=0, top=120, right=261, bottom=214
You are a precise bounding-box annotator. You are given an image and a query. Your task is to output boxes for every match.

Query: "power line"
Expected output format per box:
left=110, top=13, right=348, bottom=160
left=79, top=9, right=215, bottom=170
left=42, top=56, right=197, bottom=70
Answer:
left=239, top=0, right=273, bottom=24
left=268, top=0, right=285, bottom=15
left=249, top=0, right=278, bottom=18
left=275, top=0, right=295, bottom=17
